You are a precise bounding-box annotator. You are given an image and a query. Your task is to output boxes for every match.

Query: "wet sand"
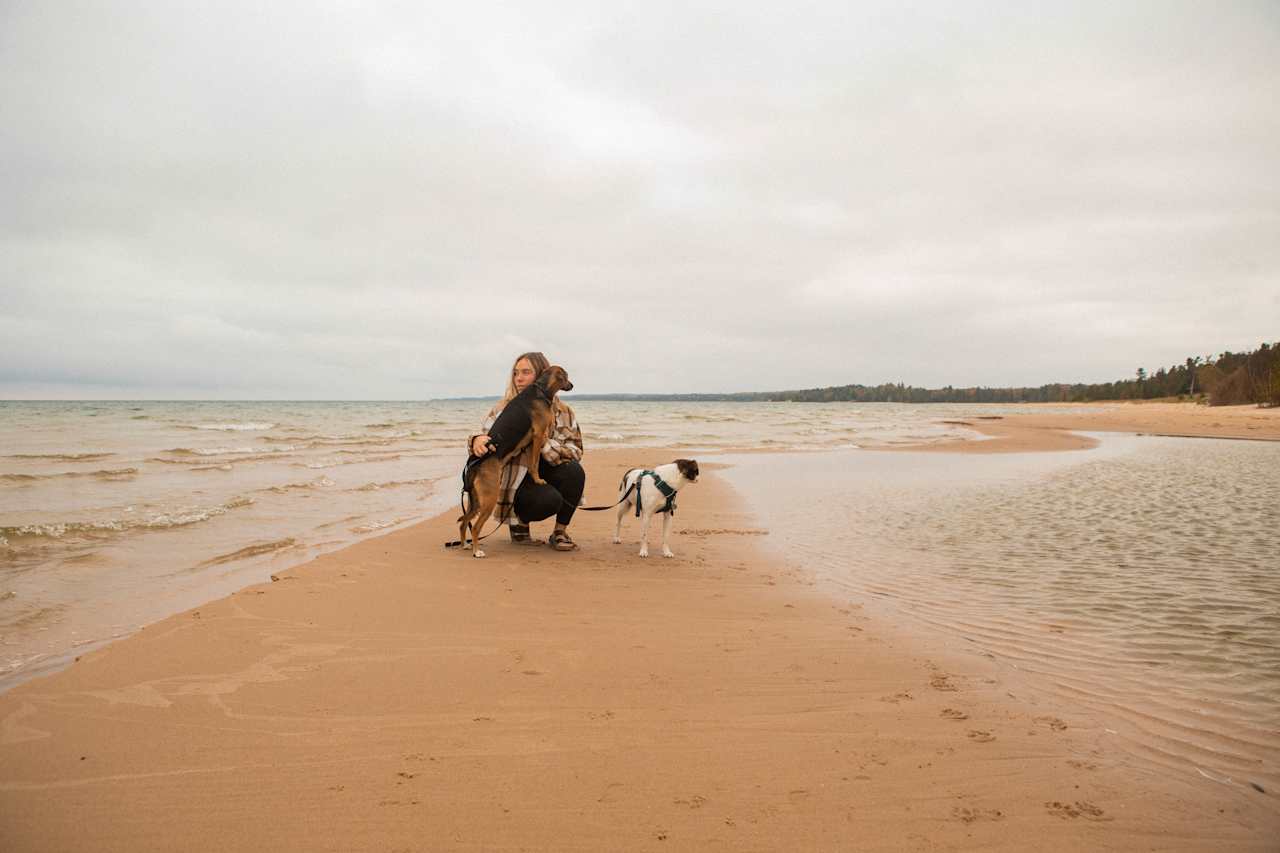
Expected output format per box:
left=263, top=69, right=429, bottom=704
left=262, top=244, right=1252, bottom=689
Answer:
left=1, top=447, right=1275, bottom=851
left=891, top=401, right=1280, bottom=453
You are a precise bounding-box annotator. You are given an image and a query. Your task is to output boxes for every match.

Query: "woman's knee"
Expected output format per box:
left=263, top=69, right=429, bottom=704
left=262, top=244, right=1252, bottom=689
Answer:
left=516, top=486, right=561, bottom=523
left=557, top=460, right=585, bottom=489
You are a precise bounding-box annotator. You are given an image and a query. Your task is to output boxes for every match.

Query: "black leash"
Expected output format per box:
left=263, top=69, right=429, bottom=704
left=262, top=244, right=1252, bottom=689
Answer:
left=573, top=481, right=637, bottom=512
left=443, top=517, right=506, bottom=549
left=443, top=448, right=507, bottom=549
left=444, top=481, right=641, bottom=549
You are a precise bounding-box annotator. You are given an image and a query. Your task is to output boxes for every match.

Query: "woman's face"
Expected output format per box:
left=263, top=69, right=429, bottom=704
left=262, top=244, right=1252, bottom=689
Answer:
left=512, top=358, right=536, bottom=392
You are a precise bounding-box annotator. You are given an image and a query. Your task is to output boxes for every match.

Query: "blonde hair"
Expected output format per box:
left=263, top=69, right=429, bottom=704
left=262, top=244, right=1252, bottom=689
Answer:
left=501, top=351, right=551, bottom=403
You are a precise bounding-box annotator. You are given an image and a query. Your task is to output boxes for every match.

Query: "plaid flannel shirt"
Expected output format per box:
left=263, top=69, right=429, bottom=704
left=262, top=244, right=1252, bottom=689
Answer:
left=468, top=399, right=583, bottom=525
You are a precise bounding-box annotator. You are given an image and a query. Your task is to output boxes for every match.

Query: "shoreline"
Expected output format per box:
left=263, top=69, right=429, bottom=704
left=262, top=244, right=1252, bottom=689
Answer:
left=879, top=401, right=1280, bottom=453
left=2, top=447, right=1274, bottom=850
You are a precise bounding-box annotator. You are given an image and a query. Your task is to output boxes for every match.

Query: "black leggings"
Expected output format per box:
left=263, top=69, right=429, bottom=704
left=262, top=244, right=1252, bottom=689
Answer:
left=513, top=460, right=585, bottom=527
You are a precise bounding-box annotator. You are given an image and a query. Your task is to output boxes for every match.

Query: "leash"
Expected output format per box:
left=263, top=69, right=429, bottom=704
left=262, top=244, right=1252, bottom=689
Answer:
left=442, top=448, right=506, bottom=549
left=445, top=484, right=633, bottom=549
left=444, top=454, right=663, bottom=548
left=572, top=481, right=637, bottom=512
left=443, top=517, right=505, bottom=549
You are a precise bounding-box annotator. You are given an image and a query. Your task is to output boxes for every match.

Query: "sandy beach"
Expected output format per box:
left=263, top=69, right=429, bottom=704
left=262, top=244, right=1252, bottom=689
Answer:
left=893, top=401, right=1280, bottom=453
left=2, top=422, right=1277, bottom=850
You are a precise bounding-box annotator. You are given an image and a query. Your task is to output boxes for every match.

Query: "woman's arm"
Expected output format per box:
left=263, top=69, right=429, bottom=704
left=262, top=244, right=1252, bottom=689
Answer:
left=542, top=403, right=583, bottom=464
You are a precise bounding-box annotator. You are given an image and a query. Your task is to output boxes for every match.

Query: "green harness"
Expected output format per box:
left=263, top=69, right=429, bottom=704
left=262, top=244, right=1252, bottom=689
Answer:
left=635, top=470, right=677, bottom=517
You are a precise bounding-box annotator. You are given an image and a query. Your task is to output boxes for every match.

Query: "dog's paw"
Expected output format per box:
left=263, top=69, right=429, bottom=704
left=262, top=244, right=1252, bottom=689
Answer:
left=662, top=548, right=675, bottom=558
left=638, top=548, right=648, bottom=558
left=473, top=549, right=486, bottom=559
left=612, top=536, right=622, bottom=544
left=530, top=477, right=547, bottom=485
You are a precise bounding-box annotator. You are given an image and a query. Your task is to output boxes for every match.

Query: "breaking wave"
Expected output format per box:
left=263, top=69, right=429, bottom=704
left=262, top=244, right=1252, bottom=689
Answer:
left=352, top=477, right=433, bottom=491
left=197, top=538, right=297, bottom=567
left=189, top=422, right=276, bottom=431
left=1, top=496, right=255, bottom=541
left=164, top=445, right=295, bottom=456
left=1, top=468, right=138, bottom=482
left=5, top=452, right=115, bottom=461
left=350, top=516, right=416, bottom=534
left=263, top=476, right=336, bottom=493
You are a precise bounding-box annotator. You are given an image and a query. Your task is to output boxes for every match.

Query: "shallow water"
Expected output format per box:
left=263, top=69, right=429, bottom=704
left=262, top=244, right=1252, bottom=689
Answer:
left=719, top=435, right=1280, bottom=800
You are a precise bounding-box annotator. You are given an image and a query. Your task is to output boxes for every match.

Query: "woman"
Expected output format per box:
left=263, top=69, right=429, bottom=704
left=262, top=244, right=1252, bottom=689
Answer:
left=468, top=352, right=585, bottom=551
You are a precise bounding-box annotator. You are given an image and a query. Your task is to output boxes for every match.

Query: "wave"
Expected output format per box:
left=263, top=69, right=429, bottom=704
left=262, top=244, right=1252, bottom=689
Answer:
left=298, top=454, right=402, bottom=468
left=262, top=476, right=335, bottom=493
left=1, top=468, right=138, bottom=482
left=190, top=422, right=276, bottom=431
left=5, top=452, right=115, bottom=461
left=352, top=477, right=433, bottom=491
left=0, top=603, right=68, bottom=632
left=350, top=516, right=416, bottom=534
left=1, top=496, right=255, bottom=541
left=197, top=538, right=297, bottom=567
left=164, top=445, right=294, bottom=456
left=149, top=453, right=292, bottom=467
left=305, top=438, right=399, bottom=448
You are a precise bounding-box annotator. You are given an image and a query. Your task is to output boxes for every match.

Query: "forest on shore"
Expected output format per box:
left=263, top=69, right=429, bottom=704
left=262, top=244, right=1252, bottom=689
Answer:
left=573, top=341, right=1279, bottom=406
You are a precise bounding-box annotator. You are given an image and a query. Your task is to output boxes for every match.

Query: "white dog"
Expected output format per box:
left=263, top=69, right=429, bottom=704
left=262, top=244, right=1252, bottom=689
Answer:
left=613, top=459, right=700, bottom=558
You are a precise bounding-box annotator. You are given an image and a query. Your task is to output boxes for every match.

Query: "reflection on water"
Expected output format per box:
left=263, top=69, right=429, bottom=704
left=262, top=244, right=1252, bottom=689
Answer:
left=721, top=435, right=1280, bottom=799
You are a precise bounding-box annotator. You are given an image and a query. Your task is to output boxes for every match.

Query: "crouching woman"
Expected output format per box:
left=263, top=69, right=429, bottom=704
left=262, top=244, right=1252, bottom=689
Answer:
left=467, top=351, right=584, bottom=551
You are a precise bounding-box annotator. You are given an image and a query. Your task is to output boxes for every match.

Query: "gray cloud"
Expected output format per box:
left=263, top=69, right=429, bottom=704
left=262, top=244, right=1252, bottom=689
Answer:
left=2, top=1, right=1277, bottom=398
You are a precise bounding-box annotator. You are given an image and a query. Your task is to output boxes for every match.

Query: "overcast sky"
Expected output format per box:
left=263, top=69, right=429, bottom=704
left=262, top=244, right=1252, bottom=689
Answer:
left=2, top=1, right=1277, bottom=399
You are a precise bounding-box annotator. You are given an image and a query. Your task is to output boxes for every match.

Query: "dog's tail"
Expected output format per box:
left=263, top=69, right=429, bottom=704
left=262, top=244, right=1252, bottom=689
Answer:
left=618, top=468, right=639, bottom=494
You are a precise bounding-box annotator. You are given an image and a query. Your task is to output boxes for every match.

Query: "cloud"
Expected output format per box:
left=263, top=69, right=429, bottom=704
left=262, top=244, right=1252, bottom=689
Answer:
left=2, top=1, right=1277, bottom=398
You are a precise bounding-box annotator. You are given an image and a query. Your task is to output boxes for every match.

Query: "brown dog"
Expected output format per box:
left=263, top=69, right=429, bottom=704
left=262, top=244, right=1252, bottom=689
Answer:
left=456, top=365, right=573, bottom=557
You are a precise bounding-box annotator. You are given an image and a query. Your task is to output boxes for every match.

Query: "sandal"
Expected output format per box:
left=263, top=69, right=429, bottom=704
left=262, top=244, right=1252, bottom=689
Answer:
left=508, top=523, right=543, bottom=545
left=548, top=531, right=579, bottom=551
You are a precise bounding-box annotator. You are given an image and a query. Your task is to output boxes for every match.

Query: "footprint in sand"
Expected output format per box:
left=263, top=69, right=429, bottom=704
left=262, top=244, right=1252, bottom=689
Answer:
left=880, top=692, right=914, bottom=704
left=1067, top=760, right=1098, bottom=771
left=967, top=730, right=997, bottom=743
left=673, top=795, right=709, bottom=809
left=940, top=708, right=969, bottom=721
left=951, top=806, right=1004, bottom=824
left=930, top=673, right=959, bottom=692
left=1035, top=715, right=1068, bottom=732
left=1045, top=800, right=1110, bottom=820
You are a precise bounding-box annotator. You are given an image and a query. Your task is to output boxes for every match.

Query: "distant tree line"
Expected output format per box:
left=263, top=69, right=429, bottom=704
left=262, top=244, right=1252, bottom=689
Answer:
left=571, top=341, right=1280, bottom=406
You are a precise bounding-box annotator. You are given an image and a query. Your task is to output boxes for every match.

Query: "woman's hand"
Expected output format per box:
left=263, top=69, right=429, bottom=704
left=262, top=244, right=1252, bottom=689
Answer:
left=471, top=435, right=492, bottom=457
